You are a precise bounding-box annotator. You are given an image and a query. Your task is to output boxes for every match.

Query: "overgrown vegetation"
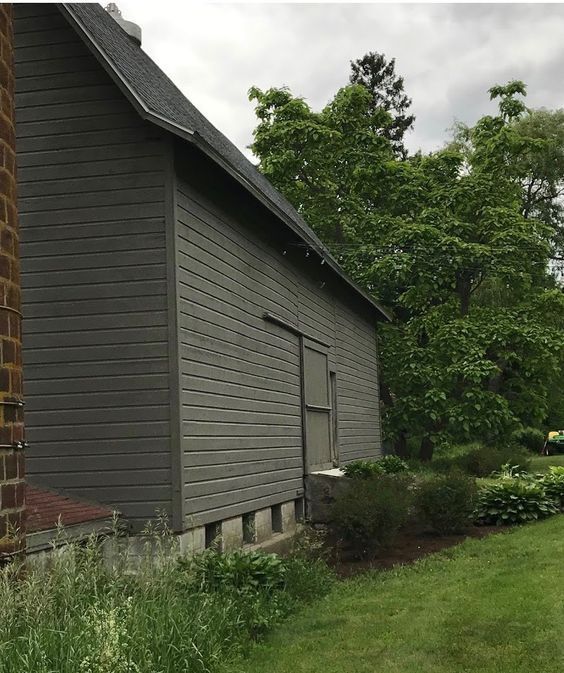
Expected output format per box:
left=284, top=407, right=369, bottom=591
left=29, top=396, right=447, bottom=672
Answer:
left=415, top=442, right=531, bottom=477
left=416, top=471, right=477, bottom=534
left=331, top=474, right=413, bottom=556
left=342, top=455, right=409, bottom=479
left=511, top=427, right=546, bottom=453
left=537, top=466, right=564, bottom=508
left=0, top=532, right=333, bottom=673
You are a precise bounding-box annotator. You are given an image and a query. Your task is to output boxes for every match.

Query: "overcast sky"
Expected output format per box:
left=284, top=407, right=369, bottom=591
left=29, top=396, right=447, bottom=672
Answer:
left=118, top=2, right=564, bottom=160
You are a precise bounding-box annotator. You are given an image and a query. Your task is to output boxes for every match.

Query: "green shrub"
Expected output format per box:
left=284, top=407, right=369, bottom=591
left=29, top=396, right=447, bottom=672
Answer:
left=289, top=524, right=330, bottom=562
left=341, top=459, right=380, bottom=479
left=281, top=556, right=335, bottom=606
left=474, top=479, right=558, bottom=526
left=331, top=474, right=413, bottom=556
left=538, top=467, right=564, bottom=508
left=342, top=455, right=409, bottom=479
left=180, top=549, right=286, bottom=593
left=493, top=462, right=531, bottom=480
left=416, top=471, right=477, bottom=534
left=512, top=427, right=545, bottom=454
left=461, top=444, right=531, bottom=477
left=548, top=466, right=564, bottom=476
left=379, top=455, right=410, bottom=474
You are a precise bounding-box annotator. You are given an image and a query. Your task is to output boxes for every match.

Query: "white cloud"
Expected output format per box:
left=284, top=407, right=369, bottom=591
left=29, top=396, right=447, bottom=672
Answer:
left=117, top=1, right=564, bottom=158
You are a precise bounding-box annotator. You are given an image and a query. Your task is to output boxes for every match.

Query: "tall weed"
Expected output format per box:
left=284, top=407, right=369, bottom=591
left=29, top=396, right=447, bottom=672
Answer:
left=0, top=524, right=332, bottom=673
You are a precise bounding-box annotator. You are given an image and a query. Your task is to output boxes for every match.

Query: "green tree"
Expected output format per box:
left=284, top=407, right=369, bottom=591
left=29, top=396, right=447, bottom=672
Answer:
left=249, top=80, right=564, bottom=461
left=248, top=83, right=396, bottom=245
left=455, top=108, right=564, bottom=271
left=515, top=110, right=564, bottom=224
left=349, top=52, right=415, bottom=157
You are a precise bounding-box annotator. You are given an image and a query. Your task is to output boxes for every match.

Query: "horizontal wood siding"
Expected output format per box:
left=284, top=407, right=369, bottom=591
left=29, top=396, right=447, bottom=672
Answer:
left=177, top=176, right=304, bottom=527
left=176, top=148, right=382, bottom=527
left=336, top=303, right=382, bottom=462
left=15, top=5, right=172, bottom=529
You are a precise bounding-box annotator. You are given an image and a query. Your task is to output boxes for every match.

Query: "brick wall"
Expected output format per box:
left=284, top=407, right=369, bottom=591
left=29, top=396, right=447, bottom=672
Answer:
left=0, top=3, right=25, bottom=558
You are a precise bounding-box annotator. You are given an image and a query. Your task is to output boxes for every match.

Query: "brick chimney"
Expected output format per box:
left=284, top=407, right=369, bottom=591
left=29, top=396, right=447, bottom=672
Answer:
left=0, top=3, right=25, bottom=560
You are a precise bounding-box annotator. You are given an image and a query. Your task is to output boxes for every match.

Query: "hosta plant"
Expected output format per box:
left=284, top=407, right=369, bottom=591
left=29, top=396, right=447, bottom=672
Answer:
left=180, top=549, right=286, bottom=593
left=342, top=455, right=409, bottom=479
left=474, top=479, right=559, bottom=526
left=538, top=467, right=564, bottom=508
left=493, top=462, right=532, bottom=480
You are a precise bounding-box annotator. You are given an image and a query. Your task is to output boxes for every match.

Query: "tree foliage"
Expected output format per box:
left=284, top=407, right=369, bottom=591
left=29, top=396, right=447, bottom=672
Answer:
left=249, top=72, right=564, bottom=461
left=349, top=52, right=415, bottom=157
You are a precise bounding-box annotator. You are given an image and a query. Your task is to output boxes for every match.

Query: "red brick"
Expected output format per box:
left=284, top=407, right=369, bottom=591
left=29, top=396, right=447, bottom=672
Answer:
left=11, top=423, right=23, bottom=443
left=0, top=252, right=10, bottom=279
left=10, top=369, right=21, bottom=395
left=2, top=338, right=14, bottom=365
left=6, top=283, right=19, bottom=310
left=0, top=11, right=25, bottom=556
left=4, top=452, right=16, bottom=480
left=0, top=87, right=12, bottom=121
left=16, top=453, right=24, bottom=479
left=0, top=114, right=14, bottom=149
left=0, top=12, right=9, bottom=42
left=0, top=425, right=11, bottom=445
left=0, top=224, right=13, bottom=254
left=5, top=203, right=16, bottom=230
left=0, top=365, right=9, bottom=391
left=14, top=482, right=24, bottom=508
left=3, top=401, right=21, bottom=424
left=0, top=168, right=14, bottom=202
left=7, top=312, right=18, bottom=339
left=9, top=259, right=19, bottom=284
left=1, top=483, right=15, bottom=508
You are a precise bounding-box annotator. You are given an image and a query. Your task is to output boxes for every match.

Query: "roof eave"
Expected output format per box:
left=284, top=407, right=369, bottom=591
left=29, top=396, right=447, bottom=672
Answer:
left=59, top=3, right=392, bottom=323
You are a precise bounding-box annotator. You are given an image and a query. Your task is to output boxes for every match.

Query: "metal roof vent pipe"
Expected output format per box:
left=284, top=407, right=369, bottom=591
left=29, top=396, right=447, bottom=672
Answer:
left=105, top=3, right=142, bottom=47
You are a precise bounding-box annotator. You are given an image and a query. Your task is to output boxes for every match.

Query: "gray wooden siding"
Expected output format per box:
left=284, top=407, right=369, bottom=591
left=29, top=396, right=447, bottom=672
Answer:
left=336, top=304, right=382, bottom=462
left=15, top=5, right=172, bottom=529
left=176, top=151, right=382, bottom=528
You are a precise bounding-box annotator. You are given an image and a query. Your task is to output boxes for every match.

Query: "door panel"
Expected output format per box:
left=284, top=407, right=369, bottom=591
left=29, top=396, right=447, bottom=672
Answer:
left=302, top=339, right=333, bottom=472
left=306, top=409, right=332, bottom=469
left=304, top=347, right=329, bottom=406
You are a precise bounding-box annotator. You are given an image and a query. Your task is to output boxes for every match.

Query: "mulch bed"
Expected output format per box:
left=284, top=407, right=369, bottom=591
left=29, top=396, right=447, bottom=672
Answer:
left=328, top=523, right=503, bottom=578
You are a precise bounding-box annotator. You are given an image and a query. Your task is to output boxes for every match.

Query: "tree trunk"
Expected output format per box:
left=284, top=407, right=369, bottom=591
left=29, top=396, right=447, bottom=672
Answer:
left=456, top=273, right=472, bottom=317
left=419, top=435, right=434, bottom=462
left=394, top=431, right=409, bottom=459
left=0, top=3, right=25, bottom=561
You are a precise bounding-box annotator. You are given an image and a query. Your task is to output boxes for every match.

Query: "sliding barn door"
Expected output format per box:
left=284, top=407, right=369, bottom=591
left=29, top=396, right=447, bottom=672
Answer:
left=302, top=338, right=334, bottom=472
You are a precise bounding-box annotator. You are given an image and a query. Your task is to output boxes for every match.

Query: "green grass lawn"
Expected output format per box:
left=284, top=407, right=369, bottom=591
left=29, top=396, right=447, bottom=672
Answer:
left=232, top=516, right=564, bottom=673
left=530, top=454, right=564, bottom=472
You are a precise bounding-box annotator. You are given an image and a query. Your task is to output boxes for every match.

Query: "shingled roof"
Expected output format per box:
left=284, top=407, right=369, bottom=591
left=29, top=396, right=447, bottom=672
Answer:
left=58, top=3, right=391, bottom=322
left=27, top=484, right=114, bottom=533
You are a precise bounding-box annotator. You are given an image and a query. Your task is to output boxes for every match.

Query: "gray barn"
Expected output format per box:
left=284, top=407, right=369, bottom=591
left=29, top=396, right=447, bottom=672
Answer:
left=14, top=3, right=389, bottom=544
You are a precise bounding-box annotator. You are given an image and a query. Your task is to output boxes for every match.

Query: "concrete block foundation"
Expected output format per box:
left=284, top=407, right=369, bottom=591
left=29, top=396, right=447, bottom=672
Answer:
left=178, top=525, right=206, bottom=555
left=254, top=507, right=273, bottom=543
left=221, top=516, right=243, bottom=551
left=281, top=501, right=296, bottom=533
left=305, top=469, right=347, bottom=523
left=29, top=496, right=303, bottom=564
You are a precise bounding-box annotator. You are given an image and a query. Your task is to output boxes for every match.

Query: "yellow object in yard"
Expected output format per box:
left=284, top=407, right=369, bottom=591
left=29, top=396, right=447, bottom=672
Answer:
left=545, top=430, right=564, bottom=455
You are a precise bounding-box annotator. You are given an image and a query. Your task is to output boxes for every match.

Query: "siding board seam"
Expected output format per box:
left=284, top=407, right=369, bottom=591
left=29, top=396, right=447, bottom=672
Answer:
left=165, top=138, right=184, bottom=532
